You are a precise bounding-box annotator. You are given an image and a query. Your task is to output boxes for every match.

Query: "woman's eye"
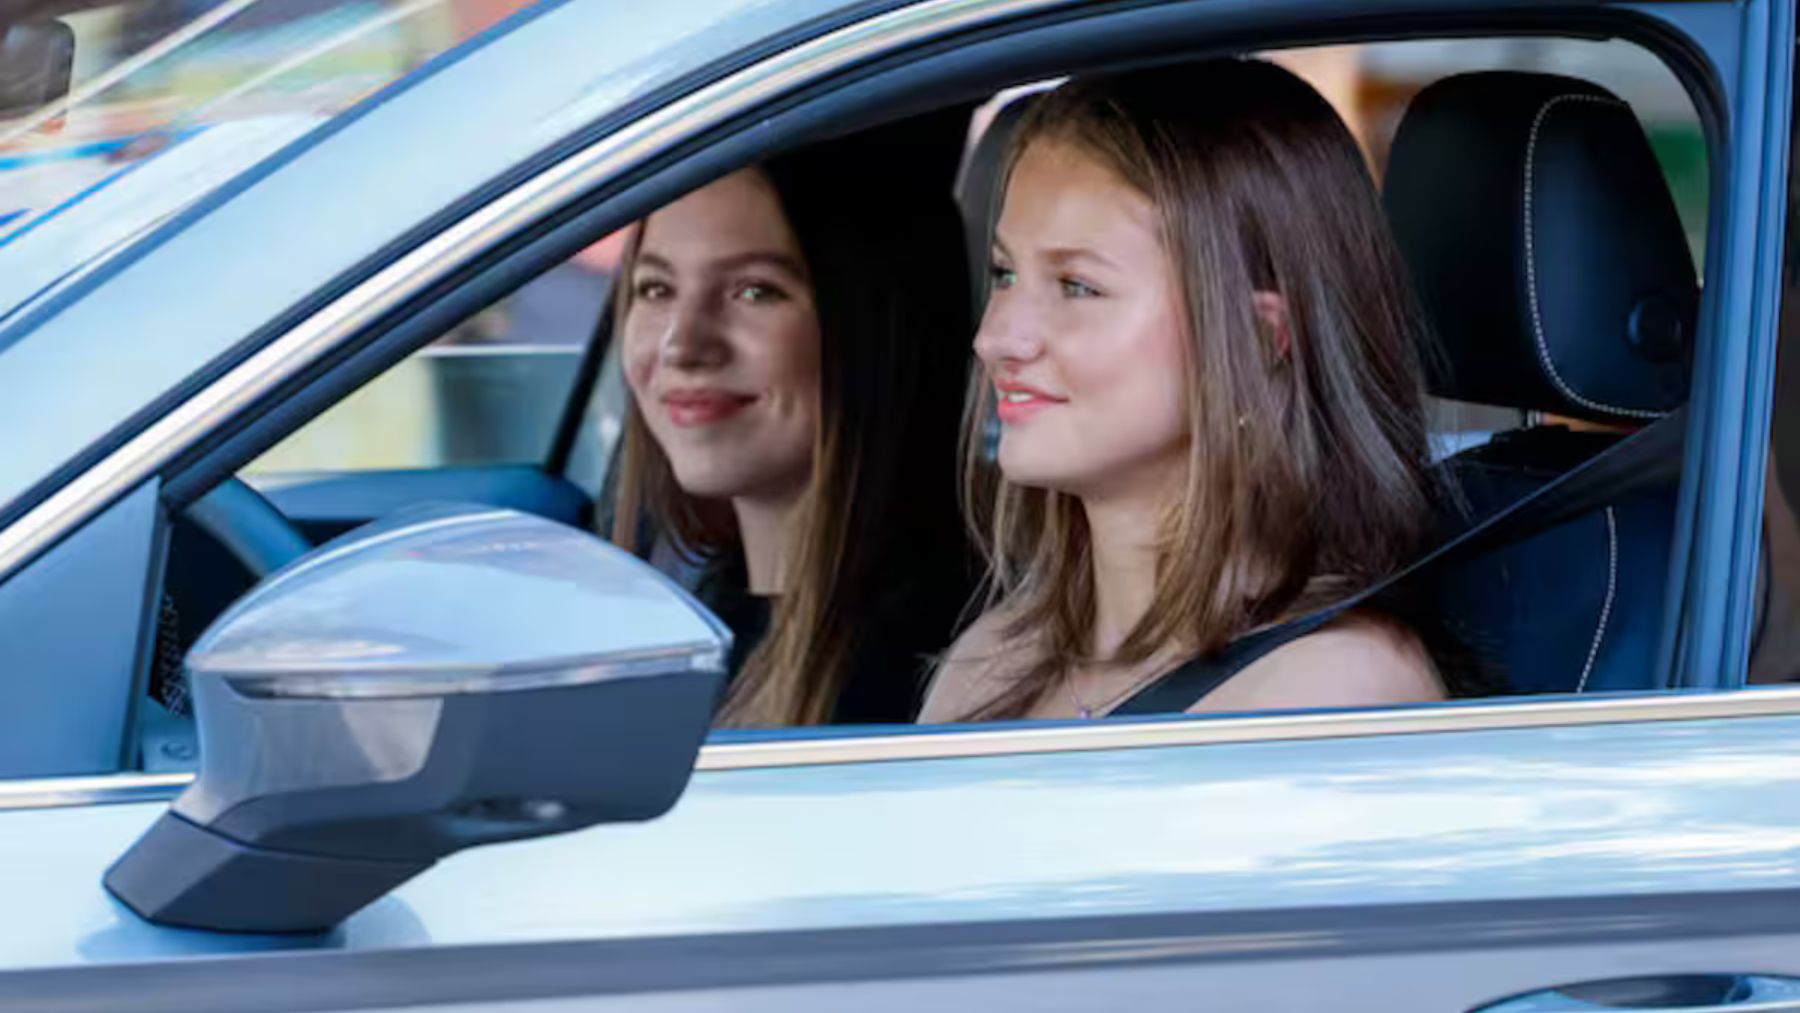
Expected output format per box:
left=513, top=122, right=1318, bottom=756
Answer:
left=634, top=279, right=672, bottom=301
left=733, top=281, right=788, bottom=304
left=1059, top=277, right=1100, bottom=299
left=988, top=264, right=1017, bottom=290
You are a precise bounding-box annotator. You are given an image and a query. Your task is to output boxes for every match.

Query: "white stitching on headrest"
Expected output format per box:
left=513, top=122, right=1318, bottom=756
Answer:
left=1524, top=93, right=1666, bottom=420
left=1576, top=506, right=1619, bottom=693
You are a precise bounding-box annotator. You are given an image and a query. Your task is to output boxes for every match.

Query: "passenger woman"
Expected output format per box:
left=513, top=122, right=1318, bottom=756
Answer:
left=612, top=133, right=976, bottom=727
left=923, top=60, right=1456, bottom=721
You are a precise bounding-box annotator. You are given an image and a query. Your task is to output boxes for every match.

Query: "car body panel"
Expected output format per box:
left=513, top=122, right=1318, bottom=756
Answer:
left=10, top=905, right=1800, bottom=1013
left=9, top=708, right=1800, bottom=974
left=0, top=482, right=161, bottom=777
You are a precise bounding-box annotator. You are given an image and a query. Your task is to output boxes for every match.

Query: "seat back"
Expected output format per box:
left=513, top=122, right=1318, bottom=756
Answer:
left=1384, top=72, right=1698, bottom=693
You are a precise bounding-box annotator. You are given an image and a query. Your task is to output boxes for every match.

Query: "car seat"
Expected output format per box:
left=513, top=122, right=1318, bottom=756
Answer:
left=1383, top=71, right=1697, bottom=693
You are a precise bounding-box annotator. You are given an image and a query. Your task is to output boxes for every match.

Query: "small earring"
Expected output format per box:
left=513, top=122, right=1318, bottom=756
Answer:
left=1236, top=414, right=1248, bottom=429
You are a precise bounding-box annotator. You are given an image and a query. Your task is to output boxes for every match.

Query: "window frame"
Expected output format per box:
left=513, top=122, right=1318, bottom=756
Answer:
left=0, top=0, right=1788, bottom=804
left=1751, top=6, right=1800, bottom=683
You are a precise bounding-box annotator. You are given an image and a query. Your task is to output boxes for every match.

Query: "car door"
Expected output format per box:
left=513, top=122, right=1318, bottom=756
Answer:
left=14, top=705, right=1800, bottom=1012
left=0, top=0, right=1797, bottom=1010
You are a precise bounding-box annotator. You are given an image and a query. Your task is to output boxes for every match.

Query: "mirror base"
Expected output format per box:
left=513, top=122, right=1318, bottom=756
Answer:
left=104, top=812, right=429, bottom=933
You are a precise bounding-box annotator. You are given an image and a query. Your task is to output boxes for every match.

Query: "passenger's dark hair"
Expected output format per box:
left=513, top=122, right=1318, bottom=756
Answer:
left=612, top=130, right=975, bottom=727
left=961, top=59, right=1451, bottom=718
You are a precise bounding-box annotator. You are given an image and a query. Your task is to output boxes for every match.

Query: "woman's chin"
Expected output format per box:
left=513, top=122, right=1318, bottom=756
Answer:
left=669, top=459, right=812, bottom=506
left=997, top=456, right=1089, bottom=495
left=667, top=463, right=751, bottom=501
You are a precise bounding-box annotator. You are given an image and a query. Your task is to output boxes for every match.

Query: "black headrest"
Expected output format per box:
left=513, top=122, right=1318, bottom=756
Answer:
left=1384, top=72, right=1696, bottom=421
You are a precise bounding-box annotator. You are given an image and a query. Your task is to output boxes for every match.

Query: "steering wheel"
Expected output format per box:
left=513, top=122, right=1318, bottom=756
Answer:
left=182, top=477, right=312, bottom=580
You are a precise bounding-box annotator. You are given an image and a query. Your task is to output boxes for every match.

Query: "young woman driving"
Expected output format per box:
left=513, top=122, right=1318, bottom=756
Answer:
left=611, top=132, right=977, bottom=728
left=923, top=59, right=1453, bottom=721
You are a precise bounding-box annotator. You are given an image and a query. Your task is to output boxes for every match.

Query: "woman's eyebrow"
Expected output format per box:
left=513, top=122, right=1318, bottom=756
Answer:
left=712, top=250, right=808, bottom=278
left=991, top=232, right=1119, bottom=271
left=634, top=251, right=675, bottom=273
left=1041, top=246, right=1120, bottom=272
left=633, top=249, right=806, bottom=278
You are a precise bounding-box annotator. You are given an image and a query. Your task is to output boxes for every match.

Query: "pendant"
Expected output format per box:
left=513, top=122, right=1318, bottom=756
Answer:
left=1079, top=707, right=1093, bottom=719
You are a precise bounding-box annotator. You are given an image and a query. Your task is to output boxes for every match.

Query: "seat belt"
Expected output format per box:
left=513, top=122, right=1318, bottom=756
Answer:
left=1113, top=409, right=1687, bottom=715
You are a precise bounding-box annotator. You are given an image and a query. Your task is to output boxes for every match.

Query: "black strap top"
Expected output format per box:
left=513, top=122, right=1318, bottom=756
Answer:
left=694, top=549, right=976, bottom=724
left=1109, top=603, right=1353, bottom=716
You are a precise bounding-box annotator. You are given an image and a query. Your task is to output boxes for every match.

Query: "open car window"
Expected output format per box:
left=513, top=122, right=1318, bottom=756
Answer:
left=144, top=29, right=1714, bottom=757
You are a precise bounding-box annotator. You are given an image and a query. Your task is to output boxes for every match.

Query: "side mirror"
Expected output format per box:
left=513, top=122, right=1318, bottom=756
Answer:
left=0, top=21, right=74, bottom=120
left=105, top=504, right=728, bottom=933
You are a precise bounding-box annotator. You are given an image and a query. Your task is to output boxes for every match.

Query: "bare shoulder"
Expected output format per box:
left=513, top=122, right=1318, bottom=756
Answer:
left=1195, top=611, right=1446, bottom=713
left=917, top=605, right=1019, bottom=723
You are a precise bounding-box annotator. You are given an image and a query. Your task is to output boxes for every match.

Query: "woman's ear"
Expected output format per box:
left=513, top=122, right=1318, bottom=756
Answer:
left=1252, top=290, right=1292, bottom=361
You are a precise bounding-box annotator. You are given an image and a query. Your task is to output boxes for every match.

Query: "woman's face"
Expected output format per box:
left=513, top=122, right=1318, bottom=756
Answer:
left=623, top=169, right=821, bottom=505
left=974, top=139, right=1190, bottom=502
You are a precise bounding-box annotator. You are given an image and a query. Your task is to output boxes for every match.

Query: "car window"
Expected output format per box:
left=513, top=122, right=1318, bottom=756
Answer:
left=869, top=37, right=1706, bottom=724
left=134, top=26, right=1718, bottom=774
left=514, top=33, right=1711, bottom=729
left=244, top=232, right=622, bottom=474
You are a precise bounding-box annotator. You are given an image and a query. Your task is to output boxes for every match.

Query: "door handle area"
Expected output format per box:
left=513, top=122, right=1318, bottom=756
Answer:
left=1470, top=975, right=1800, bottom=1011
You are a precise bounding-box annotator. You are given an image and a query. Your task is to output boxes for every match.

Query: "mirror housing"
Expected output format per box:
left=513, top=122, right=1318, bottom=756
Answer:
left=0, top=20, right=73, bottom=120
left=105, top=504, right=728, bottom=933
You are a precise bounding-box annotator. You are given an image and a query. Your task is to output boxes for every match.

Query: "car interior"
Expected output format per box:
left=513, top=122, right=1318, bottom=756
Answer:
left=1382, top=70, right=1695, bottom=696
left=130, top=33, right=1708, bottom=769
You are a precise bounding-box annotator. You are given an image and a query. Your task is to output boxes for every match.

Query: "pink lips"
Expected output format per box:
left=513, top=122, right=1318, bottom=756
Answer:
left=661, top=389, right=756, bottom=428
left=994, top=380, right=1066, bottom=425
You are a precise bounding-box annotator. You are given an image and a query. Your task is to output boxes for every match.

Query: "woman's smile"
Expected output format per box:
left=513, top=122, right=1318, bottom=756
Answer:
left=993, top=379, right=1067, bottom=424
left=660, top=388, right=758, bottom=428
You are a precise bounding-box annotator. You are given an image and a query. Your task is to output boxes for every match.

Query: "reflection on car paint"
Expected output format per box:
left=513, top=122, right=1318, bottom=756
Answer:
left=4, top=713, right=1799, bottom=969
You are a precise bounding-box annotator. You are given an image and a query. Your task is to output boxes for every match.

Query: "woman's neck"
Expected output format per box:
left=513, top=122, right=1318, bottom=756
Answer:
left=732, top=493, right=802, bottom=596
left=1080, top=491, right=1165, bottom=660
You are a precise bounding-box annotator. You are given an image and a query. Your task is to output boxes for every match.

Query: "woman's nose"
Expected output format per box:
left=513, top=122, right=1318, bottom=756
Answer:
left=972, top=299, right=1040, bottom=366
left=659, top=300, right=730, bottom=370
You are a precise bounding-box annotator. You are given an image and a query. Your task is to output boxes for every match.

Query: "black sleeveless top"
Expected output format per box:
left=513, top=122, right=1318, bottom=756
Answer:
left=695, top=550, right=976, bottom=724
left=1107, top=576, right=1494, bottom=715
left=1109, top=607, right=1346, bottom=716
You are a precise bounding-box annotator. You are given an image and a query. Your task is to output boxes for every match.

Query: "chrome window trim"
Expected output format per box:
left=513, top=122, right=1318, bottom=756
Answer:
left=9, top=687, right=1800, bottom=811
left=2, top=772, right=195, bottom=811
left=0, top=0, right=1074, bottom=583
